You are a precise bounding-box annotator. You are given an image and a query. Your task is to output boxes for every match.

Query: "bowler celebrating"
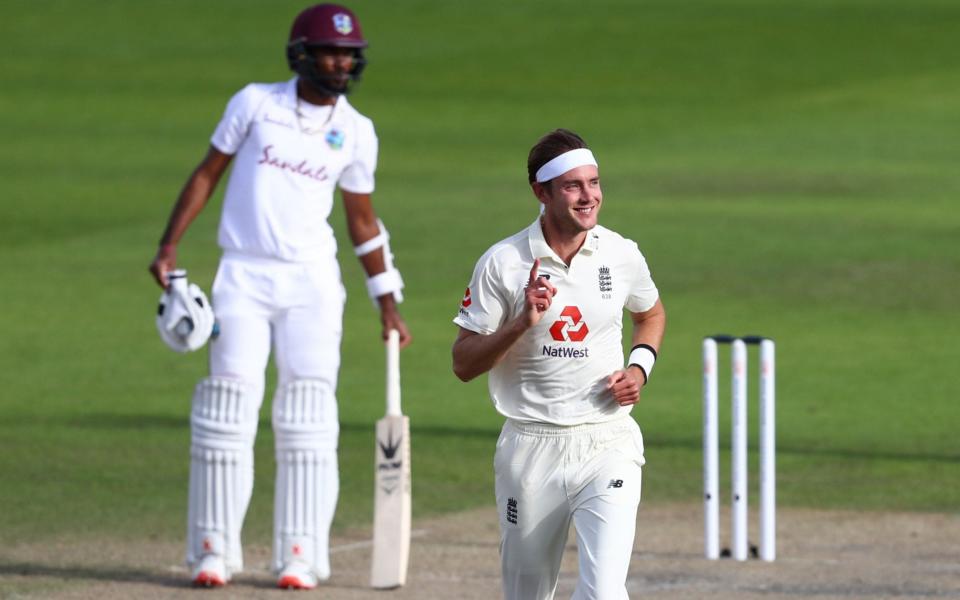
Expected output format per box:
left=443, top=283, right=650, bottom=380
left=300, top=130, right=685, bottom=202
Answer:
left=452, top=129, right=666, bottom=599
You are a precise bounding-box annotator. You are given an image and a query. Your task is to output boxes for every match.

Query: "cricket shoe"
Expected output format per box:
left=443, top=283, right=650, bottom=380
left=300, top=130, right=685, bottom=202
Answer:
left=277, top=561, right=317, bottom=590
left=191, top=554, right=229, bottom=588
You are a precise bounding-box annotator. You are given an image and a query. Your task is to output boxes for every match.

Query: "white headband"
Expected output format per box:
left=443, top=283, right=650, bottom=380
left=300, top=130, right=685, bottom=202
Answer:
left=535, top=148, right=598, bottom=183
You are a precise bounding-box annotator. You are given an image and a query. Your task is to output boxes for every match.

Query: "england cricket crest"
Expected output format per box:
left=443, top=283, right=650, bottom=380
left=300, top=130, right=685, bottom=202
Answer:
left=598, top=266, right=613, bottom=292
left=598, top=266, right=613, bottom=300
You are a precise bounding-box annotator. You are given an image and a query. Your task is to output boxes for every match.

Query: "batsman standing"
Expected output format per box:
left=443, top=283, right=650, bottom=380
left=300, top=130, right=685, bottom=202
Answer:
left=452, top=129, right=666, bottom=599
left=148, top=4, right=410, bottom=590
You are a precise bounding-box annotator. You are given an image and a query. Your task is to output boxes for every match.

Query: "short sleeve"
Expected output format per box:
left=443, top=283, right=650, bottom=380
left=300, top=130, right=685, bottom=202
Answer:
left=210, top=85, right=258, bottom=155
left=624, top=244, right=660, bottom=313
left=338, top=117, right=377, bottom=194
left=453, top=255, right=508, bottom=335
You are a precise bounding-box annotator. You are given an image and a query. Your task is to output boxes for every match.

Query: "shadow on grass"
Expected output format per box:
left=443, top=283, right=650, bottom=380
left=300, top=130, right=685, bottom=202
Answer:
left=0, top=561, right=400, bottom=593
left=0, top=561, right=184, bottom=589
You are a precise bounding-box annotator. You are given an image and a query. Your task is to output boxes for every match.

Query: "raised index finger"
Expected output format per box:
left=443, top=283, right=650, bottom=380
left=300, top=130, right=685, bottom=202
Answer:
left=528, top=259, right=541, bottom=285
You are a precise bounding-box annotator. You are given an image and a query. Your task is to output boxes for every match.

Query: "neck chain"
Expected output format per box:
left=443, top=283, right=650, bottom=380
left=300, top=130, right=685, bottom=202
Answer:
left=296, top=96, right=336, bottom=135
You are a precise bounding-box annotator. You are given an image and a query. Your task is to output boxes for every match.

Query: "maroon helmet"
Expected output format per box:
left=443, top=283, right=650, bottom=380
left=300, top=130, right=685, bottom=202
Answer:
left=286, top=4, right=368, bottom=96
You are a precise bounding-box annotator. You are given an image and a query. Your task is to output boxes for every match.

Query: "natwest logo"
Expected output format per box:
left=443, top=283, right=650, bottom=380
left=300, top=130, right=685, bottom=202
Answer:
left=549, top=306, right=589, bottom=342
left=461, top=287, right=472, bottom=308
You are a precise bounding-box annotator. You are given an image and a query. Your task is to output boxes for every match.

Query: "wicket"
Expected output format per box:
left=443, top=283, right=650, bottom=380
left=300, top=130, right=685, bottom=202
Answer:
left=702, top=334, right=776, bottom=562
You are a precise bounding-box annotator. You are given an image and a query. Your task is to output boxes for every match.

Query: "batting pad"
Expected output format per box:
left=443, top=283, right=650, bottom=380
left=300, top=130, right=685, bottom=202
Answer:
left=187, top=377, right=258, bottom=574
left=272, top=379, right=339, bottom=579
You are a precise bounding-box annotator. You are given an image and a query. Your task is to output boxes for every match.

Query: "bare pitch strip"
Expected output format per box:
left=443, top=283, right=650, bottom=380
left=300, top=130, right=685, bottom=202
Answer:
left=702, top=334, right=776, bottom=562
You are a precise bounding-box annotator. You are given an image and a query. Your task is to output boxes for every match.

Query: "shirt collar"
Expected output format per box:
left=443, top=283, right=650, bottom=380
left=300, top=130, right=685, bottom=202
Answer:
left=528, top=217, right=553, bottom=260
left=527, top=217, right=600, bottom=262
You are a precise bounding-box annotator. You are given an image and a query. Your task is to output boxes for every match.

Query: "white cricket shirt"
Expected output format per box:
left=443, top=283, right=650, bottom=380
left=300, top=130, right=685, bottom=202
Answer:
left=454, top=219, right=659, bottom=425
left=210, top=77, right=377, bottom=263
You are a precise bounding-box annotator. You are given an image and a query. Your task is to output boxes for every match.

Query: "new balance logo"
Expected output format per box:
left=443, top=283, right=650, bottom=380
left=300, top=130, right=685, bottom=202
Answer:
left=607, top=479, right=624, bottom=489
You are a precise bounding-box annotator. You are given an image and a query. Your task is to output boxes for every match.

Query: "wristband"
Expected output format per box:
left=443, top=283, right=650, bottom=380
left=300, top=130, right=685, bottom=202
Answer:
left=354, top=230, right=386, bottom=256
left=628, top=344, right=657, bottom=385
left=354, top=218, right=391, bottom=257
left=366, top=269, right=404, bottom=305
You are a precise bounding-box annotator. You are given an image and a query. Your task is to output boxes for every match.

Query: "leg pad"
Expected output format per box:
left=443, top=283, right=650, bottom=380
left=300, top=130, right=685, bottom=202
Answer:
left=272, top=379, right=339, bottom=579
left=187, top=377, right=257, bottom=573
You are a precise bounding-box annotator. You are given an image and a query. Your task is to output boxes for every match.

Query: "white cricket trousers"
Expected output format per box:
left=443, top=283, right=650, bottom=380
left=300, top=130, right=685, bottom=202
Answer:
left=210, top=251, right=345, bottom=389
left=495, top=415, right=645, bottom=600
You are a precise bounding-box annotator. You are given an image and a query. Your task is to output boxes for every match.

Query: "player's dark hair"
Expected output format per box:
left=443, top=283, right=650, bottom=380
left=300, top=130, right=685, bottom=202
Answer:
left=527, top=129, right=589, bottom=183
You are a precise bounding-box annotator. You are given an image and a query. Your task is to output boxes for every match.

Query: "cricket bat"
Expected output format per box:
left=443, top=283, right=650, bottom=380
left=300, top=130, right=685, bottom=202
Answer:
left=370, top=329, right=411, bottom=589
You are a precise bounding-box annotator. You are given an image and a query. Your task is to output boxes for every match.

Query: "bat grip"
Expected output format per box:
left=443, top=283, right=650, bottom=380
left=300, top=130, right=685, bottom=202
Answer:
left=385, top=329, right=402, bottom=416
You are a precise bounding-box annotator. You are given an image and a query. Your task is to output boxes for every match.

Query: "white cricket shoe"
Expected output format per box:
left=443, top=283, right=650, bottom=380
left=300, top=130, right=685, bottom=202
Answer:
left=191, top=554, right=228, bottom=588
left=277, top=561, right=318, bottom=590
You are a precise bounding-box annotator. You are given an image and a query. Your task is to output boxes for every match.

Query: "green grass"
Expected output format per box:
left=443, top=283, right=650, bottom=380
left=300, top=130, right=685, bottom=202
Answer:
left=1, top=0, right=958, bottom=547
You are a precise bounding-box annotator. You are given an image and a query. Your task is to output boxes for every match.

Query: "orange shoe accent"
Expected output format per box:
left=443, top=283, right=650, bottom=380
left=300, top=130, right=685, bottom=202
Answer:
left=193, top=570, right=227, bottom=588
left=277, top=574, right=316, bottom=590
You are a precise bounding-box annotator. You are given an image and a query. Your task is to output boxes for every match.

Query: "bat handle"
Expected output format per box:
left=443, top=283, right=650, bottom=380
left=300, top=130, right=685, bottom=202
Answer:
left=386, top=329, right=401, bottom=416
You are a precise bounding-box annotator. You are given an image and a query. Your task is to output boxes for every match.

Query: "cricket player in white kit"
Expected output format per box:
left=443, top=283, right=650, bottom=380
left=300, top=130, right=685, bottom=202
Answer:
left=148, top=4, right=410, bottom=590
left=452, top=129, right=666, bottom=599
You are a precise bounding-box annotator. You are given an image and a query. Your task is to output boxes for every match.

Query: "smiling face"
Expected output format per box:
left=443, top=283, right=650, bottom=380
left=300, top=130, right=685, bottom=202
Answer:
left=536, top=164, right=603, bottom=237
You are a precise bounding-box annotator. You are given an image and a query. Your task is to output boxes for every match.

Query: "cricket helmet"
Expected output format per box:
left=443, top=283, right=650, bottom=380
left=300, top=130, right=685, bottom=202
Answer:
left=156, top=270, right=215, bottom=353
left=286, top=4, right=368, bottom=96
